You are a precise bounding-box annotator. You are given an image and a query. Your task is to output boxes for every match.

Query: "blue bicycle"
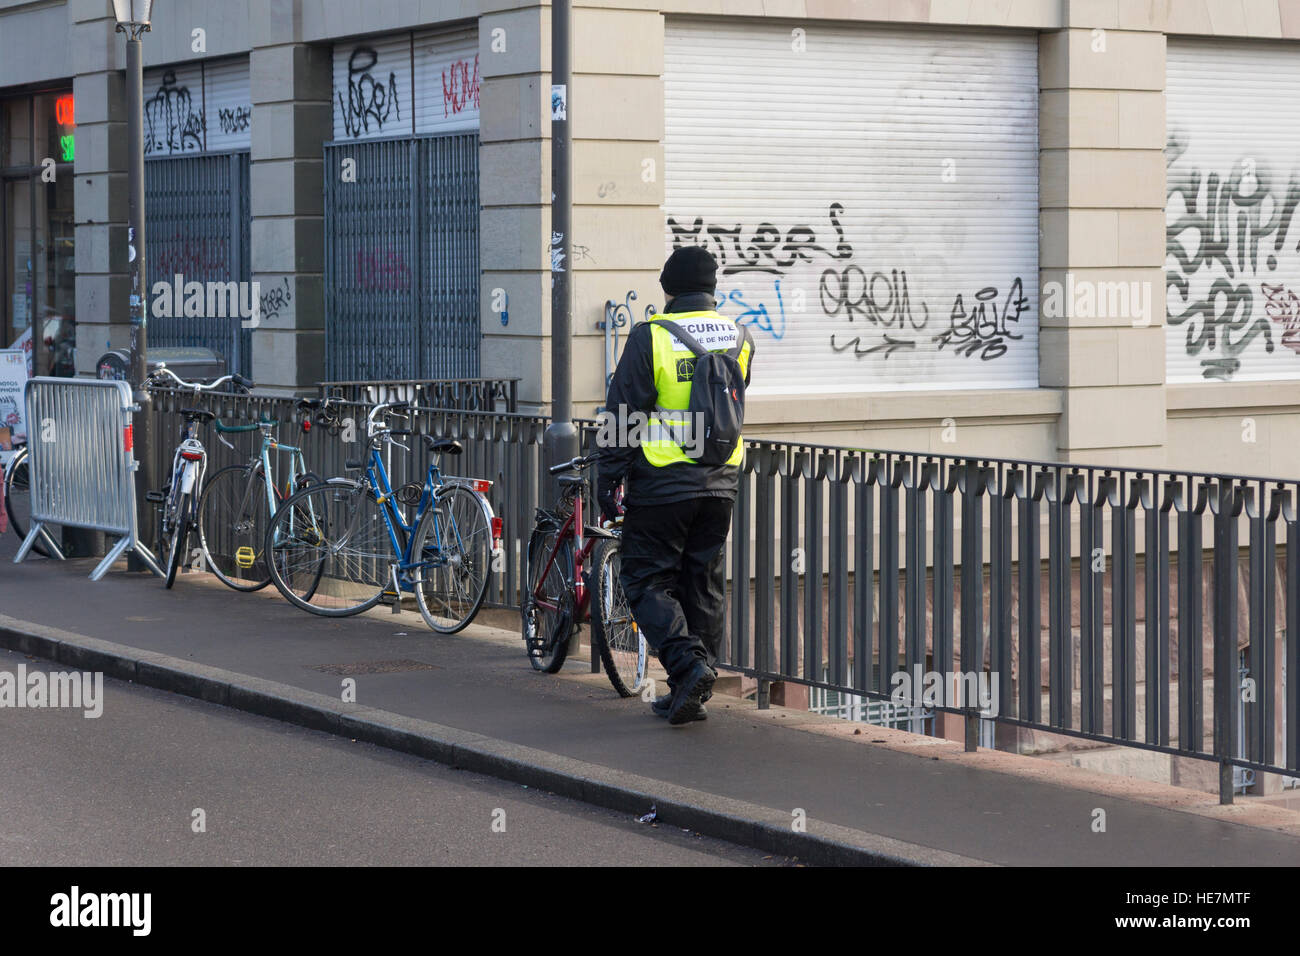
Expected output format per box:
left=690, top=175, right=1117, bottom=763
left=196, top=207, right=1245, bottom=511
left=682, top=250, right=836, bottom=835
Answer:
left=263, top=401, right=500, bottom=633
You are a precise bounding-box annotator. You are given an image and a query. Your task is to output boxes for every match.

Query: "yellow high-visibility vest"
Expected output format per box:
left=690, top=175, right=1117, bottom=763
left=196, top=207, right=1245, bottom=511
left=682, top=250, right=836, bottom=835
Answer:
left=642, top=311, right=753, bottom=468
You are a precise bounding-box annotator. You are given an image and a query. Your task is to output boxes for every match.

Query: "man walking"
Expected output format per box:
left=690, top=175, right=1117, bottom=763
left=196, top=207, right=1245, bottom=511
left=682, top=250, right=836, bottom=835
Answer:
left=596, top=246, right=754, bottom=725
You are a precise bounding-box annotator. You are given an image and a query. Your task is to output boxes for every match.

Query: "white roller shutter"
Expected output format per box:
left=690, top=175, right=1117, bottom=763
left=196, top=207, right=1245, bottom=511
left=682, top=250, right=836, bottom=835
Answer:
left=142, top=57, right=249, bottom=155
left=664, top=19, right=1039, bottom=394
left=333, top=33, right=413, bottom=141
left=203, top=57, right=251, bottom=153
left=1166, top=39, right=1300, bottom=384
left=142, top=62, right=204, bottom=156
left=413, top=26, right=479, bottom=134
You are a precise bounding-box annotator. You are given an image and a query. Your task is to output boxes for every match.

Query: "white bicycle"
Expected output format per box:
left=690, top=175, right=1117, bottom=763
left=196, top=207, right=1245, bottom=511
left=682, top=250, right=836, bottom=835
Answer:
left=145, top=366, right=254, bottom=588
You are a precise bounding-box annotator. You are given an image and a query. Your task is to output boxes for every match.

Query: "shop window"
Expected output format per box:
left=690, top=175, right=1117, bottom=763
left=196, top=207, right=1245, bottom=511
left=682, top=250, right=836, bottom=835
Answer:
left=2, top=90, right=74, bottom=376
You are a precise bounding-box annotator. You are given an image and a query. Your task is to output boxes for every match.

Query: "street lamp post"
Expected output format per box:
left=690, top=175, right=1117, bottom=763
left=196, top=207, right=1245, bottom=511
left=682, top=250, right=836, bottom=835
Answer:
left=113, top=0, right=155, bottom=563
left=543, top=0, right=578, bottom=496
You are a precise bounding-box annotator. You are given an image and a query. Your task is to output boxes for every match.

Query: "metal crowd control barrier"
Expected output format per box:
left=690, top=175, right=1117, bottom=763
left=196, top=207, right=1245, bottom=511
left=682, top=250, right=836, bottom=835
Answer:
left=15, top=378, right=161, bottom=580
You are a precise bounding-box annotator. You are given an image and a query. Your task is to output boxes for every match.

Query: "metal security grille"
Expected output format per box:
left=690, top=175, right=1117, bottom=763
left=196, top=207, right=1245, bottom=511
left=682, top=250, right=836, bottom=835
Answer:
left=144, top=152, right=252, bottom=377
left=323, top=133, right=480, bottom=381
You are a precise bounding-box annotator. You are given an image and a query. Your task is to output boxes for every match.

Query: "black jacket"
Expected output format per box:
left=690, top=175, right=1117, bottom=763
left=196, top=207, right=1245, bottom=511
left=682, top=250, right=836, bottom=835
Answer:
left=597, top=292, right=754, bottom=507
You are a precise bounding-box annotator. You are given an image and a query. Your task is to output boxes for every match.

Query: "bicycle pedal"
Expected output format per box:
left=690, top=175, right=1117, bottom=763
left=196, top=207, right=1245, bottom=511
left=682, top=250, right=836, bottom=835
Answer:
left=234, top=546, right=256, bottom=569
left=145, top=491, right=165, bottom=503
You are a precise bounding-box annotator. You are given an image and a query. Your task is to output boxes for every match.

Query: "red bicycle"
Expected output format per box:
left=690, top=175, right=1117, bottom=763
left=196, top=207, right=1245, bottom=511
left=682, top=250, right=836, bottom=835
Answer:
left=521, top=453, right=647, bottom=696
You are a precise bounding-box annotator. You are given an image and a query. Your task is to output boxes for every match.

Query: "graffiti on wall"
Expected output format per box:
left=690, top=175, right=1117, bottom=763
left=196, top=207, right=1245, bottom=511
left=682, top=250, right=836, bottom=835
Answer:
left=153, top=235, right=228, bottom=277
left=145, top=71, right=205, bottom=155
left=356, top=249, right=411, bottom=292
left=669, top=202, right=852, bottom=276
left=338, top=47, right=402, bottom=138
left=1166, top=130, right=1300, bottom=380
left=442, top=55, right=480, bottom=118
left=668, top=202, right=1027, bottom=364
left=217, top=105, right=251, bottom=135
left=259, top=276, right=293, bottom=322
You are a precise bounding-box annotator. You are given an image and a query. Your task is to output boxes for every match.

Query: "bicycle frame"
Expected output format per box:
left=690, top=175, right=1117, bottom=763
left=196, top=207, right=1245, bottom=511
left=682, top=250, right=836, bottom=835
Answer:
left=358, top=442, right=488, bottom=592
left=531, top=485, right=617, bottom=625
left=229, top=424, right=311, bottom=524
left=167, top=419, right=208, bottom=513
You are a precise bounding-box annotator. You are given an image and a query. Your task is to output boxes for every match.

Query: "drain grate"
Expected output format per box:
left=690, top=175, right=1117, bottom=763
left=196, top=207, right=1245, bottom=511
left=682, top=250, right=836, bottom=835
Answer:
left=312, top=659, right=438, bottom=676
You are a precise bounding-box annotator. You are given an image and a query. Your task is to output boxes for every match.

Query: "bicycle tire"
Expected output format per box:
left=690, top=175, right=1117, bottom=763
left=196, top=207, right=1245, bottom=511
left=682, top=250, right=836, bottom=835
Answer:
left=283, top=478, right=328, bottom=604
left=265, top=479, right=389, bottom=617
left=590, top=536, right=647, bottom=698
left=163, top=491, right=192, bottom=589
left=198, top=464, right=274, bottom=592
left=521, top=524, right=573, bottom=673
left=4, top=449, right=57, bottom=558
left=288, top=472, right=325, bottom=602
left=412, top=484, right=493, bottom=634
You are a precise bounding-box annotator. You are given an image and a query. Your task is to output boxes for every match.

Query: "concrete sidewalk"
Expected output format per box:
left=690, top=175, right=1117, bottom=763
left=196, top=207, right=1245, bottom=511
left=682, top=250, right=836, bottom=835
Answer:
left=3, top=537, right=1299, bottom=866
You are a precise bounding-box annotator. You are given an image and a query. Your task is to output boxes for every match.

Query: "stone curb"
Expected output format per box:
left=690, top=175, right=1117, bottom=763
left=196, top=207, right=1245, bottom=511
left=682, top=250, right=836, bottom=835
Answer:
left=0, top=614, right=990, bottom=867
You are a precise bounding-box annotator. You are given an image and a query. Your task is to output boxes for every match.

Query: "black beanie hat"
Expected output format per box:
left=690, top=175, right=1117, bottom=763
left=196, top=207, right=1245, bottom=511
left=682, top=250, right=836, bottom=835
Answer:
left=659, top=246, right=718, bottom=296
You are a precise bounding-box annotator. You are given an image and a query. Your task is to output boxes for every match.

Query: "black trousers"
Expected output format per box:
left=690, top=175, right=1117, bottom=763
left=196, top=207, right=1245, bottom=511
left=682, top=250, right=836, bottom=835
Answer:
left=618, top=496, right=733, bottom=688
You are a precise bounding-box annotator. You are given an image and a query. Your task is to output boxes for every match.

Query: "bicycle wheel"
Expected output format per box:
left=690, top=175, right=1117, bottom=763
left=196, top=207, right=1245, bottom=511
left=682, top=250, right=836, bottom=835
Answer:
left=163, top=491, right=192, bottom=589
left=4, top=449, right=58, bottom=558
left=521, top=523, right=573, bottom=673
left=413, top=485, right=493, bottom=634
left=590, top=536, right=647, bottom=698
left=198, top=464, right=273, bottom=591
left=265, top=480, right=390, bottom=617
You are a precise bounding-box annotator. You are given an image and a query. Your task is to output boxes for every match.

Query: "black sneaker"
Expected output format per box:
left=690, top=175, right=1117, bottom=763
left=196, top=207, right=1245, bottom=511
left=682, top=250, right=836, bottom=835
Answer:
left=668, top=663, right=715, bottom=726
left=651, top=691, right=707, bottom=721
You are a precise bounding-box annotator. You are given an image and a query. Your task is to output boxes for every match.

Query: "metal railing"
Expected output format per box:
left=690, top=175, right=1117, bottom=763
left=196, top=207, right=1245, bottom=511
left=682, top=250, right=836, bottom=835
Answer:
left=599, top=291, right=657, bottom=403
left=314, top=378, right=518, bottom=413
left=149, top=388, right=549, bottom=610
left=728, top=442, right=1299, bottom=801
left=147, top=391, right=1299, bottom=798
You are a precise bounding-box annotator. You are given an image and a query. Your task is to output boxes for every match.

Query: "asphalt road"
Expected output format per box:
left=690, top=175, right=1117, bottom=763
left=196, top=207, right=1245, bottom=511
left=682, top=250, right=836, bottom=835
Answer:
left=0, top=649, right=790, bottom=866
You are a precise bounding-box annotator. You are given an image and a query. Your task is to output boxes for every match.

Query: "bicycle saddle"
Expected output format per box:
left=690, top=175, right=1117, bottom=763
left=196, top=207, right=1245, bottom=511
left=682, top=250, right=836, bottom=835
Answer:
left=423, top=436, right=463, bottom=455
left=557, top=475, right=585, bottom=487
left=180, top=408, right=216, bottom=423
left=296, top=398, right=324, bottom=409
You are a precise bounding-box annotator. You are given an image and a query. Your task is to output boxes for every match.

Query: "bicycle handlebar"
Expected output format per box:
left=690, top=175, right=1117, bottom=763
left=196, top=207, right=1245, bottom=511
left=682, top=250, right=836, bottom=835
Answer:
left=366, top=401, right=411, bottom=427
left=549, top=453, right=600, bottom=475
left=214, top=419, right=277, bottom=434
left=146, top=366, right=255, bottom=393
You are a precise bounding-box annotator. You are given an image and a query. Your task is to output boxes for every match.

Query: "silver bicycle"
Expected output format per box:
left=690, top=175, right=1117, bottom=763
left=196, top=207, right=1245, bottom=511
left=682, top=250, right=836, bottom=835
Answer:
left=144, top=365, right=255, bottom=588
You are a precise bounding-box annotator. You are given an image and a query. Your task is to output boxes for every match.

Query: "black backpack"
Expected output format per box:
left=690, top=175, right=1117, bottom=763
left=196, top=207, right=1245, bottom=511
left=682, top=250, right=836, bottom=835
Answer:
left=653, top=318, right=753, bottom=466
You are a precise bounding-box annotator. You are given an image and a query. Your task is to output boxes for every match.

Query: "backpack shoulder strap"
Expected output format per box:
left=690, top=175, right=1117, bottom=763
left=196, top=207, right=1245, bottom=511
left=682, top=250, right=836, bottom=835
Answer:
left=651, top=318, right=708, bottom=358
left=727, top=323, right=754, bottom=360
